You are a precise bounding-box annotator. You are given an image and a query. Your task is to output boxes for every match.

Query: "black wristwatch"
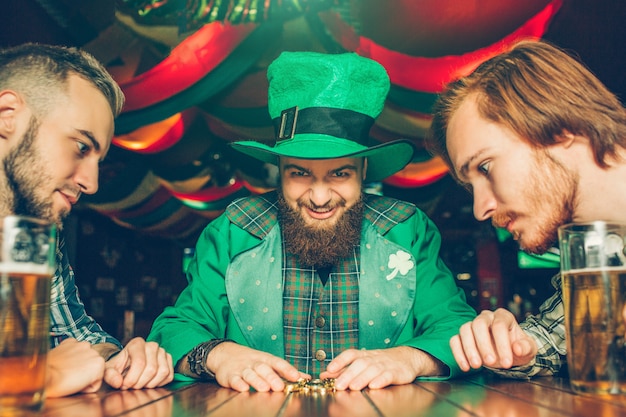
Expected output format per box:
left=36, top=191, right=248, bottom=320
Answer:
left=187, top=338, right=233, bottom=380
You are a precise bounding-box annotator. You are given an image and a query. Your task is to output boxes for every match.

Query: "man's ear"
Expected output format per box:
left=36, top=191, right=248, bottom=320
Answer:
left=556, top=129, right=577, bottom=148
left=0, top=90, right=23, bottom=139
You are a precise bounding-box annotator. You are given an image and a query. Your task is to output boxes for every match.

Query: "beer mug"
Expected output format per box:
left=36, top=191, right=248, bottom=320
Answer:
left=559, top=221, right=626, bottom=396
left=0, top=216, right=56, bottom=414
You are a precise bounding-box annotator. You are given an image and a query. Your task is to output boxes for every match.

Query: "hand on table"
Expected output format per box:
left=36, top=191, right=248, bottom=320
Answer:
left=450, top=308, right=537, bottom=371
left=319, top=346, right=444, bottom=390
left=104, top=337, right=174, bottom=390
left=208, top=342, right=310, bottom=392
left=46, top=338, right=105, bottom=398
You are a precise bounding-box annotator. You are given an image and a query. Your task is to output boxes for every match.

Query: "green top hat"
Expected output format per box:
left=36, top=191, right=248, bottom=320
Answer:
left=231, top=51, right=415, bottom=182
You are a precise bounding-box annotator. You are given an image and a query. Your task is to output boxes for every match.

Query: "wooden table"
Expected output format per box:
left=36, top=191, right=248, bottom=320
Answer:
left=40, top=372, right=626, bottom=417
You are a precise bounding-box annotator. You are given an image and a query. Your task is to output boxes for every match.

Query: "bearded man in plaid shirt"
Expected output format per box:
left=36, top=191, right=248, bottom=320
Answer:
left=148, top=51, right=477, bottom=392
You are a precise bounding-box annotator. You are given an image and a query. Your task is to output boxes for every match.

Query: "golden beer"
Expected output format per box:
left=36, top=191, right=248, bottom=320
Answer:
left=562, top=268, right=626, bottom=395
left=0, top=272, right=51, bottom=414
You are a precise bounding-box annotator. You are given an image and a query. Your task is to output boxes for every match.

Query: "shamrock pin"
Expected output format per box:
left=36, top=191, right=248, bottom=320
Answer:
left=386, top=250, right=414, bottom=280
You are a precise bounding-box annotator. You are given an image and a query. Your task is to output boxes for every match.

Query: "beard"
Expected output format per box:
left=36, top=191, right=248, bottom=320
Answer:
left=2, top=117, right=65, bottom=228
left=278, top=191, right=364, bottom=268
left=492, top=150, right=576, bottom=254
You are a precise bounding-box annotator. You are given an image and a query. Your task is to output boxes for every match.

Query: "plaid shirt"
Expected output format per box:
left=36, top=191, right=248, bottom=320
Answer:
left=489, top=273, right=566, bottom=378
left=49, top=235, right=121, bottom=348
left=282, top=248, right=360, bottom=377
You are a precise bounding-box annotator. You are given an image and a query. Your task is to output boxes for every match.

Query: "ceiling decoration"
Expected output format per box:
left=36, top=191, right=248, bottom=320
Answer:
left=10, top=0, right=566, bottom=243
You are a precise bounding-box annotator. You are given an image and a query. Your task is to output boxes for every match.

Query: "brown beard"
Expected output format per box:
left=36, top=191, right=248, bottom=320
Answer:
left=491, top=149, right=576, bottom=254
left=277, top=191, right=364, bottom=268
left=3, top=117, right=65, bottom=229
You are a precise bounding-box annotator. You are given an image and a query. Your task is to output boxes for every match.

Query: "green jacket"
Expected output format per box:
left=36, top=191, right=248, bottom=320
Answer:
left=148, top=193, right=476, bottom=379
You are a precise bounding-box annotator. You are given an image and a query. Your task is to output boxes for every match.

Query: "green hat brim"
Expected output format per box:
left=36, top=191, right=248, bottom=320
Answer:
left=231, top=135, right=415, bottom=182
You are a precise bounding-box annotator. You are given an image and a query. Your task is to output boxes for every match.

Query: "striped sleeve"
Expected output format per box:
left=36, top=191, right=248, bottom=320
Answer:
left=489, top=273, right=567, bottom=378
left=49, top=236, right=122, bottom=348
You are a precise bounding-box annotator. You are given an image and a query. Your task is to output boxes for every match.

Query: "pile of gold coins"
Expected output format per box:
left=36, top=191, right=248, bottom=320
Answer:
left=284, top=378, right=336, bottom=395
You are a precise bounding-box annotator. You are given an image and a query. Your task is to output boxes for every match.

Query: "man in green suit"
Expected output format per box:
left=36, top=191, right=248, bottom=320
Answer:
left=148, top=51, right=476, bottom=392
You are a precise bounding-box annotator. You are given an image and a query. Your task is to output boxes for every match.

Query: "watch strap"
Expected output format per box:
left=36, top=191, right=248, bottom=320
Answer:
left=187, top=338, right=233, bottom=380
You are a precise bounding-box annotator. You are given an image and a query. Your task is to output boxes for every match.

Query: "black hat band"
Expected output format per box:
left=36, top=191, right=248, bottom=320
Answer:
left=273, top=106, right=375, bottom=145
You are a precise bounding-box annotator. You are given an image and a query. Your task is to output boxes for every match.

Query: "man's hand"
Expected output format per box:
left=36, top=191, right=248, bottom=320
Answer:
left=103, top=337, right=174, bottom=390
left=319, top=346, right=445, bottom=390
left=207, top=342, right=309, bottom=392
left=46, top=338, right=105, bottom=398
left=450, top=308, right=537, bottom=371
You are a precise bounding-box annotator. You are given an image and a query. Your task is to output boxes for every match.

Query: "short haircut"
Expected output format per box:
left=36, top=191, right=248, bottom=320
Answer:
left=0, top=43, right=124, bottom=119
